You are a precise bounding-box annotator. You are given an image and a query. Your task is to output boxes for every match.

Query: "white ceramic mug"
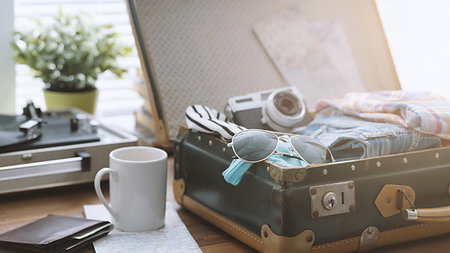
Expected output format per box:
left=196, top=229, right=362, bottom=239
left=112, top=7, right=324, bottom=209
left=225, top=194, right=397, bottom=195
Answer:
left=94, top=146, right=168, bottom=232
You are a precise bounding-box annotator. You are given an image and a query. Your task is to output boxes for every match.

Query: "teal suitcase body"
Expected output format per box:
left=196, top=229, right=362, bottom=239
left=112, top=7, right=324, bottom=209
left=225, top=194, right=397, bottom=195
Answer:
left=174, top=129, right=450, bottom=252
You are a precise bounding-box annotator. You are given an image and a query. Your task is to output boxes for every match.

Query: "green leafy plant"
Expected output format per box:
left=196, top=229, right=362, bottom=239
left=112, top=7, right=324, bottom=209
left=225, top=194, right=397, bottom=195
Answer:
left=11, top=9, right=132, bottom=92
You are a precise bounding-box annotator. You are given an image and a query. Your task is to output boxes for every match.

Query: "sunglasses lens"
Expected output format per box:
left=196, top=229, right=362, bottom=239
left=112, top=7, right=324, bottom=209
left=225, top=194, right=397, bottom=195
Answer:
left=232, top=131, right=278, bottom=162
left=290, top=136, right=331, bottom=164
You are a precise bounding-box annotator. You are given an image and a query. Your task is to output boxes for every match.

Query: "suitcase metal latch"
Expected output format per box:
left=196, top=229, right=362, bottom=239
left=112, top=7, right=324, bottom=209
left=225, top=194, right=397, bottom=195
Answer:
left=309, top=181, right=356, bottom=218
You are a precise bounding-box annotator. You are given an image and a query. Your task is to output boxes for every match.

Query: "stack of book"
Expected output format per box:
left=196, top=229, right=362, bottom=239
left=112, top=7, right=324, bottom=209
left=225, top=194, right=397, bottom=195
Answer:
left=132, top=69, right=158, bottom=146
left=132, top=69, right=173, bottom=152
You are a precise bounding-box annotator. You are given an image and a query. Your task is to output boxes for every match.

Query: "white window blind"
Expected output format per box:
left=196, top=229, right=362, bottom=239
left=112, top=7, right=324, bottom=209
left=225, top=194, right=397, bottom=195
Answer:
left=14, top=0, right=142, bottom=131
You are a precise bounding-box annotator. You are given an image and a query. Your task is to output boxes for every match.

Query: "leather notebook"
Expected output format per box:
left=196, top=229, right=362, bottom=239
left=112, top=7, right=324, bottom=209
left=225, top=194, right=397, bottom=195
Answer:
left=0, top=214, right=113, bottom=253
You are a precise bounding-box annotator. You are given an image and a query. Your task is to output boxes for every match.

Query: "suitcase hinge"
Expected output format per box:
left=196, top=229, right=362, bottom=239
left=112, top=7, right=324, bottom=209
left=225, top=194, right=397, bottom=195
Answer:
left=173, top=178, right=185, bottom=205
left=358, top=226, right=379, bottom=252
left=261, top=224, right=314, bottom=253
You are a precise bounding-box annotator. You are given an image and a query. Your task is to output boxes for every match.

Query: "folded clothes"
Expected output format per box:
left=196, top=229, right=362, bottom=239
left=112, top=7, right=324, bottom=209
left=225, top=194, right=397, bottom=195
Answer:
left=316, top=90, right=450, bottom=140
left=299, top=109, right=442, bottom=161
left=186, top=102, right=443, bottom=185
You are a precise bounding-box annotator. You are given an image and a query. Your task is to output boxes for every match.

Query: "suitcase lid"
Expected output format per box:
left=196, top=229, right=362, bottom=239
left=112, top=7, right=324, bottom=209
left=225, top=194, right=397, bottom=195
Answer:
left=127, top=0, right=400, bottom=144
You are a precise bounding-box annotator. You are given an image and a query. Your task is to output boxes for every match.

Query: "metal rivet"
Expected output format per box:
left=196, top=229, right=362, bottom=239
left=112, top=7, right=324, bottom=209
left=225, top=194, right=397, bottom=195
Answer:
left=403, top=157, right=408, bottom=164
left=376, top=161, right=381, bottom=168
left=386, top=197, right=392, bottom=204
left=263, top=231, right=268, bottom=238
left=306, top=235, right=313, bottom=243
left=208, top=140, right=212, bottom=146
left=435, top=153, right=440, bottom=159
left=313, top=211, right=319, bottom=218
left=368, top=227, right=374, bottom=234
left=323, top=169, right=328, bottom=175
left=347, top=182, right=354, bottom=189
left=197, top=136, right=201, bottom=141
left=270, top=169, right=277, bottom=177
left=266, top=166, right=270, bottom=173
left=351, top=165, right=356, bottom=171
left=310, top=188, right=317, bottom=195
left=222, top=147, right=226, bottom=152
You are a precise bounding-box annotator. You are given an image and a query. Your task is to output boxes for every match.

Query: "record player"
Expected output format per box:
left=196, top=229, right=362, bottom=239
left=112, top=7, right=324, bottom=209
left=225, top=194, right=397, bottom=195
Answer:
left=0, top=103, right=137, bottom=194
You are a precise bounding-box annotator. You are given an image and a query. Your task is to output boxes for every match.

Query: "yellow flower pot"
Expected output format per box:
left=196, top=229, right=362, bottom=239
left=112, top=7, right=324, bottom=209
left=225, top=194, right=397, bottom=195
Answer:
left=43, top=89, right=98, bottom=114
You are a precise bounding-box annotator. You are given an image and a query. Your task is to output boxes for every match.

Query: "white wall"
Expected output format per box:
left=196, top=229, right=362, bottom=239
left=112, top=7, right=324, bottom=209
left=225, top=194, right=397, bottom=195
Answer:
left=0, top=0, right=15, bottom=115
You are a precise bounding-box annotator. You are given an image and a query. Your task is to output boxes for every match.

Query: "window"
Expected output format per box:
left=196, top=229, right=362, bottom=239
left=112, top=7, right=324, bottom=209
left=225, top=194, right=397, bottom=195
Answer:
left=376, top=0, right=450, bottom=98
left=14, top=0, right=142, bottom=131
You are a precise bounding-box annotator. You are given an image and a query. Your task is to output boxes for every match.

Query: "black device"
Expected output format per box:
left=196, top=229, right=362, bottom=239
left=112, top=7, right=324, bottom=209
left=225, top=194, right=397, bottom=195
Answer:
left=0, top=102, right=99, bottom=153
left=0, top=104, right=137, bottom=194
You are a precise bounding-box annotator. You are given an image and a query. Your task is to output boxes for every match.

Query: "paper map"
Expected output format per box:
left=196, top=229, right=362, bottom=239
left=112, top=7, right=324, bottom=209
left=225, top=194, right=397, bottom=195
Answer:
left=253, top=7, right=366, bottom=109
left=83, top=202, right=201, bottom=253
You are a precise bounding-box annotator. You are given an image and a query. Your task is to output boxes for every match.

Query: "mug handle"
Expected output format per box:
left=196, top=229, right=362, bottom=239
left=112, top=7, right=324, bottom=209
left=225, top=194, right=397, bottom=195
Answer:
left=94, top=168, right=118, bottom=220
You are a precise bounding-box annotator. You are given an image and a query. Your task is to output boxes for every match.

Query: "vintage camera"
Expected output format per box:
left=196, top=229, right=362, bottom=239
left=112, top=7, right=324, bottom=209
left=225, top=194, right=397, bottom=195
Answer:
left=225, top=87, right=312, bottom=132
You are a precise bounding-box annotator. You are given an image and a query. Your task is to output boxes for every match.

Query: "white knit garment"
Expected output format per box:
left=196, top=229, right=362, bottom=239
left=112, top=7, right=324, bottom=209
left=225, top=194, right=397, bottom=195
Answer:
left=185, top=105, right=246, bottom=139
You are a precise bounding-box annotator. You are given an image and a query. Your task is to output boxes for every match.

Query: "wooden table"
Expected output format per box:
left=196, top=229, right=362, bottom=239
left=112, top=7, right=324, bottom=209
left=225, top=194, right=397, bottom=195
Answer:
left=1, top=157, right=450, bottom=252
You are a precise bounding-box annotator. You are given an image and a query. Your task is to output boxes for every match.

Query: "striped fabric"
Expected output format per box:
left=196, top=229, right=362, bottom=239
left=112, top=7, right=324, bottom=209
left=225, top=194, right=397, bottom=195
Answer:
left=316, top=90, right=450, bottom=140
left=185, top=105, right=246, bottom=139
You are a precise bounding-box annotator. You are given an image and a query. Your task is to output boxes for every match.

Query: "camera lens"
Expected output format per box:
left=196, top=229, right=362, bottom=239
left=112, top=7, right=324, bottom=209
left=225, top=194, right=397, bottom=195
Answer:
left=273, top=92, right=300, bottom=116
left=260, top=88, right=307, bottom=132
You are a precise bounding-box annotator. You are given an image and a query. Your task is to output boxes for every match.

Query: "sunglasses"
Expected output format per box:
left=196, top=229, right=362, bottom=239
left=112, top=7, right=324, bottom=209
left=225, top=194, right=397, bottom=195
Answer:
left=227, top=129, right=334, bottom=165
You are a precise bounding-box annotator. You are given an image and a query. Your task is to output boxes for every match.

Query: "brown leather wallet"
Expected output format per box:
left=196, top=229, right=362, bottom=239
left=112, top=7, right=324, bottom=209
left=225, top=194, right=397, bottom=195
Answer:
left=0, top=214, right=113, bottom=253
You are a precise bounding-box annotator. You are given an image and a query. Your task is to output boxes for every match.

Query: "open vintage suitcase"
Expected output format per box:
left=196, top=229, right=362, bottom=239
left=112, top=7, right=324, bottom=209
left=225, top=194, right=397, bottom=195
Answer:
left=173, top=128, right=450, bottom=252
left=127, top=0, right=450, bottom=251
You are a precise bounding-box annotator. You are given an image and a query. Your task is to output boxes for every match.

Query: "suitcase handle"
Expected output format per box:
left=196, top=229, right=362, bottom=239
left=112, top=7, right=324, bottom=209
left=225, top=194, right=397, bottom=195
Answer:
left=397, top=188, right=450, bottom=222
left=403, top=206, right=450, bottom=222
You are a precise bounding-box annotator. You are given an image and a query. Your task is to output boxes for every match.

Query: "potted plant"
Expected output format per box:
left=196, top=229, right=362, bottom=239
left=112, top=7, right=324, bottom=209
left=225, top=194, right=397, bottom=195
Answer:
left=11, top=9, right=132, bottom=114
